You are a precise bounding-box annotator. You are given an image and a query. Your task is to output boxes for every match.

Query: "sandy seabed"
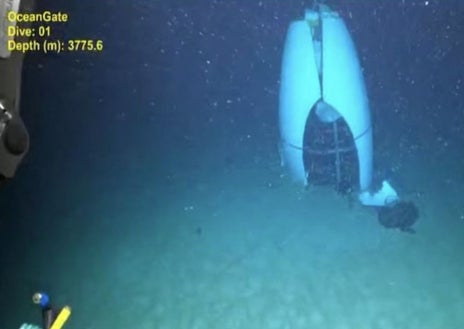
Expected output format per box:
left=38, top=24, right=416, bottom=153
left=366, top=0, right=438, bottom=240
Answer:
left=2, top=153, right=463, bottom=329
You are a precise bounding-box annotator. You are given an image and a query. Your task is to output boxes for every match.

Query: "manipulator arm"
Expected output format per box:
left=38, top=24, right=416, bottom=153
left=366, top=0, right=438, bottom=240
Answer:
left=0, top=96, right=29, bottom=179
left=0, top=0, right=34, bottom=180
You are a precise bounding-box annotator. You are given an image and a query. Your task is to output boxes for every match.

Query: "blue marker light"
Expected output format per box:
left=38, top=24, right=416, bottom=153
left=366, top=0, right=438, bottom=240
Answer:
left=32, top=292, right=50, bottom=308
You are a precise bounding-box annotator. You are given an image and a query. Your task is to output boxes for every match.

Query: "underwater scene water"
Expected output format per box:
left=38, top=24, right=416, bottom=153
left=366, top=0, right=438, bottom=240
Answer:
left=1, top=1, right=463, bottom=328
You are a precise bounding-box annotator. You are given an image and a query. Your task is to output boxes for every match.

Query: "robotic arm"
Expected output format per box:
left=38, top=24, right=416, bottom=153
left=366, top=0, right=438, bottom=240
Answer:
left=0, top=0, right=34, bottom=181
left=19, top=292, right=72, bottom=329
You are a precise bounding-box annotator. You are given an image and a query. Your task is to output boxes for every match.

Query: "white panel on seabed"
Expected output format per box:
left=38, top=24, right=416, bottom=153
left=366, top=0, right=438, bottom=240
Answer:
left=321, top=12, right=373, bottom=190
left=279, top=20, right=321, bottom=183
